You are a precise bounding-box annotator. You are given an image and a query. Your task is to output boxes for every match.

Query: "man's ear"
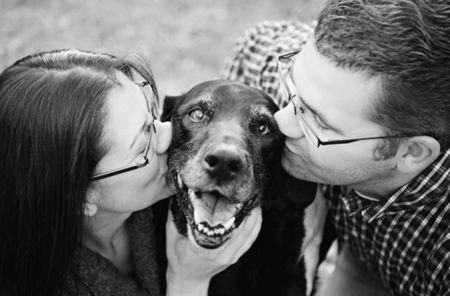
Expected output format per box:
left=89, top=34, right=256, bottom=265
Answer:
left=161, top=95, right=183, bottom=122
left=396, top=136, right=441, bottom=174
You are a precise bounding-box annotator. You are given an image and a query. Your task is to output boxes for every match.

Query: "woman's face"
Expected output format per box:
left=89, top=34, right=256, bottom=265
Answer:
left=90, top=71, right=174, bottom=214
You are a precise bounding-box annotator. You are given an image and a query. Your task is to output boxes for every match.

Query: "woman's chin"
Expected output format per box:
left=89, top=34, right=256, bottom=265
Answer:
left=152, top=184, right=176, bottom=205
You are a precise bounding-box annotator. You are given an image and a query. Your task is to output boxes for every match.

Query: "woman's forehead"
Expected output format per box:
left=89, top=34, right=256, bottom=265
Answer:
left=102, top=73, right=150, bottom=148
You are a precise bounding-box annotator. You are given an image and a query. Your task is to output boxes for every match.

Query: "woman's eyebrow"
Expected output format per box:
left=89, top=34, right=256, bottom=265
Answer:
left=128, top=82, right=156, bottom=150
left=128, top=118, right=149, bottom=150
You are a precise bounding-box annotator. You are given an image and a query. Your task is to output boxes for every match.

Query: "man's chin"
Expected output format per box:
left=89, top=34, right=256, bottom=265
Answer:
left=282, top=154, right=329, bottom=184
left=281, top=154, right=310, bottom=180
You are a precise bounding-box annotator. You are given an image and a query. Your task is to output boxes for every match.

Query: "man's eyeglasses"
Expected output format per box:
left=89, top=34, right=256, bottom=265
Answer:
left=90, top=81, right=158, bottom=181
left=277, top=50, right=415, bottom=148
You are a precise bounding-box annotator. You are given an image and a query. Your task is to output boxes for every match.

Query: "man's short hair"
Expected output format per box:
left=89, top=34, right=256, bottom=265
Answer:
left=314, top=0, right=450, bottom=156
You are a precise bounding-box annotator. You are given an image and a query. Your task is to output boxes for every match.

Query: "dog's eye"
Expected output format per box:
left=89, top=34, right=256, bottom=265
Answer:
left=258, top=124, right=271, bottom=135
left=189, top=109, right=206, bottom=122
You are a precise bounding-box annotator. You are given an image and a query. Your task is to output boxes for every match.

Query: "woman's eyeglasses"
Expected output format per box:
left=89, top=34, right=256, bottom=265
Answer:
left=90, top=81, right=158, bottom=181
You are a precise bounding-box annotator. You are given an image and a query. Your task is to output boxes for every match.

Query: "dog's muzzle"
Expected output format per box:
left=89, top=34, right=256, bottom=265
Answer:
left=173, top=171, right=258, bottom=249
left=203, top=145, right=245, bottom=183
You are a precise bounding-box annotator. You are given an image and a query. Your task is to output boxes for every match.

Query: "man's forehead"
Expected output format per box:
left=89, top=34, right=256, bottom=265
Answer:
left=292, top=38, right=383, bottom=131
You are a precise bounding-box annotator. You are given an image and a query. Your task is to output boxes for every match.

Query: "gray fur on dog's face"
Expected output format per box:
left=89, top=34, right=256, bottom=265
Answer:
left=164, top=80, right=284, bottom=249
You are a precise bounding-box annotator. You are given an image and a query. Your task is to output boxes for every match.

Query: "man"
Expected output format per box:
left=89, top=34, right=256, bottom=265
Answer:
left=223, top=1, right=449, bottom=295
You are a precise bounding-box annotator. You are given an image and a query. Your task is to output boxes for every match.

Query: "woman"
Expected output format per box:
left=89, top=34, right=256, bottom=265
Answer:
left=0, top=49, right=261, bottom=295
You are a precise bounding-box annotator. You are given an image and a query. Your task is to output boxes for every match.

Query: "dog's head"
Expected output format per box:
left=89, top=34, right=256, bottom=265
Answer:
left=163, top=80, right=284, bottom=249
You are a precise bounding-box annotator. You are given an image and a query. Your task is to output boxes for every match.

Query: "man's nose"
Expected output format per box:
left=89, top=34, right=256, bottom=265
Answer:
left=274, top=103, right=304, bottom=138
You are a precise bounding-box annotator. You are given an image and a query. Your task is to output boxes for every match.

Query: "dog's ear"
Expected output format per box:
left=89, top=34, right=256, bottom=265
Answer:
left=161, top=95, right=183, bottom=122
left=261, top=91, right=280, bottom=113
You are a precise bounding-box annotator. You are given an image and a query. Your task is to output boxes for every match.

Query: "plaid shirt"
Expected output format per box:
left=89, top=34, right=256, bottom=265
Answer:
left=222, top=21, right=450, bottom=296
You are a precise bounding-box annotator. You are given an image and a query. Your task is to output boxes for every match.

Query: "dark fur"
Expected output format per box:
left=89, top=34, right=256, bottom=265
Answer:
left=156, top=80, right=317, bottom=296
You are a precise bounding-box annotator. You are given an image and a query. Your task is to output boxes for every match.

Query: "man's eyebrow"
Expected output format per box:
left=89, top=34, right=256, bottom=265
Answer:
left=302, top=95, right=344, bottom=134
left=288, top=64, right=343, bottom=135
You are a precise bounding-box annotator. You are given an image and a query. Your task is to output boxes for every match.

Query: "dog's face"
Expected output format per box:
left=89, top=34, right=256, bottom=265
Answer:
left=163, top=80, right=284, bottom=249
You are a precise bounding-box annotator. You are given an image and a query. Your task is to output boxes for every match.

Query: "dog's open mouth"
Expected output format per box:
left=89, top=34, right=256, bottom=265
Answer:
left=174, top=172, right=257, bottom=249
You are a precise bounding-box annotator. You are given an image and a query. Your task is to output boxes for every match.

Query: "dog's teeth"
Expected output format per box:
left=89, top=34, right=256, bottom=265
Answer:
left=215, top=228, right=225, bottom=235
left=188, top=188, right=196, bottom=199
left=235, top=203, right=243, bottom=211
left=196, top=222, right=227, bottom=237
left=177, top=174, right=184, bottom=189
left=222, top=217, right=235, bottom=230
left=193, top=208, right=201, bottom=224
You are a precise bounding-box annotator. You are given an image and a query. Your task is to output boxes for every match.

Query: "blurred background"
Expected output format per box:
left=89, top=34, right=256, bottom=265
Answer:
left=1, top=0, right=326, bottom=97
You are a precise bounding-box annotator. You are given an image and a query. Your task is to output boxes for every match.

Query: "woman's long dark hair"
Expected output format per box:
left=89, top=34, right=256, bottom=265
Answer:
left=0, top=49, right=157, bottom=295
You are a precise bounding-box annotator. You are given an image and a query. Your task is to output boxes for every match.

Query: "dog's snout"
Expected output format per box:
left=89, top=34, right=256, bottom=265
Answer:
left=204, top=148, right=244, bottom=181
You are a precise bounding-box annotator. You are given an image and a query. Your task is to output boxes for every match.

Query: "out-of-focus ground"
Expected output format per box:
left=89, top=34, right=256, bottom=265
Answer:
left=1, top=0, right=325, bottom=96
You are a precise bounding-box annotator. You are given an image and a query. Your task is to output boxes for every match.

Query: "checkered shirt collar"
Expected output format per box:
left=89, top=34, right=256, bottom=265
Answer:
left=343, top=148, right=450, bottom=222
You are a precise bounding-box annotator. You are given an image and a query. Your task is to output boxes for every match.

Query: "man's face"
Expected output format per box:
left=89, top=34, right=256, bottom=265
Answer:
left=274, top=38, right=399, bottom=196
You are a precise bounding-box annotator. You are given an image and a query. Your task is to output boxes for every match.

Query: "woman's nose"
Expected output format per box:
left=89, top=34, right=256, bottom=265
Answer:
left=154, top=120, right=172, bottom=154
left=274, top=103, right=304, bottom=138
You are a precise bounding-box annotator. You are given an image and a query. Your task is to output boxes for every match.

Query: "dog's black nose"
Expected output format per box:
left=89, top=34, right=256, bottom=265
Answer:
left=204, top=148, right=244, bottom=181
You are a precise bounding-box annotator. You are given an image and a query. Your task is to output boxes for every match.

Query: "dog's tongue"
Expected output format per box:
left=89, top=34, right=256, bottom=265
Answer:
left=191, top=192, right=237, bottom=226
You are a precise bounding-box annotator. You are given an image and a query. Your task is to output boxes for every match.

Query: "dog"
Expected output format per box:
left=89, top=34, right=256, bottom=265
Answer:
left=157, top=80, right=326, bottom=296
